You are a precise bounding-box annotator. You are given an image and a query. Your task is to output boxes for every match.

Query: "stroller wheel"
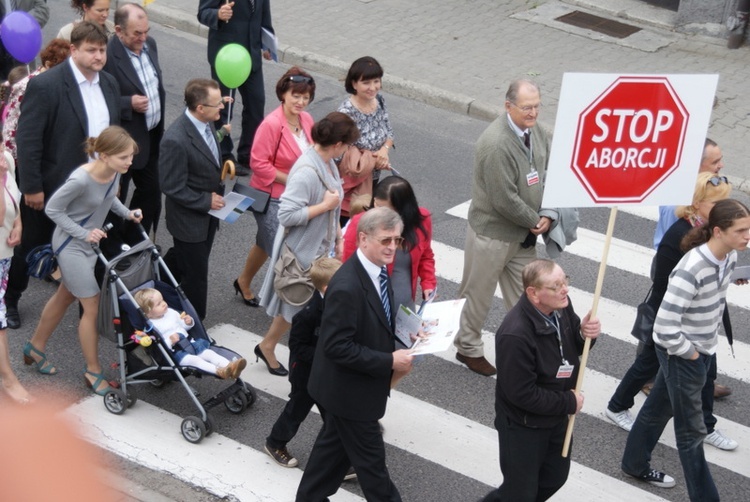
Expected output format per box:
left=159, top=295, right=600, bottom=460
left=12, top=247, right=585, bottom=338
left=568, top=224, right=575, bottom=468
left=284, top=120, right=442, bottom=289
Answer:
left=224, top=389, right=248, bottom=414
left=243, top=382, right=258, bottom=407
left=181, top=416, right=206, bottom=444
left=126, top=387, right=138, bottom=408
left=103, top=389, right=127, bottom=415
left=149, top=379, right=166, bottom=388
left=204, top=414, right=215, bottom=437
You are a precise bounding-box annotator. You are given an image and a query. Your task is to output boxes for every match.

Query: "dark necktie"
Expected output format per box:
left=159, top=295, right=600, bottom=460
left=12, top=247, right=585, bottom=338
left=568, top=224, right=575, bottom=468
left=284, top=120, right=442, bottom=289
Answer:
left=379, top=267, right=392, bottom=325
left=523, top=132, right=530, bottom=149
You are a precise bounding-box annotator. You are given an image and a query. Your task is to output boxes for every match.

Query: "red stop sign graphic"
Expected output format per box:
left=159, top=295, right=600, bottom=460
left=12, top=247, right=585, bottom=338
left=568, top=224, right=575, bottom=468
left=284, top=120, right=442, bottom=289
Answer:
left=571, top=77, right=689, bottom=203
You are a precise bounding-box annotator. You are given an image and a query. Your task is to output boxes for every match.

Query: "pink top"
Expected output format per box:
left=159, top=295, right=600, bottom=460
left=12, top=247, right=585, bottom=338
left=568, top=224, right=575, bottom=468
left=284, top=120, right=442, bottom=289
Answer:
left=343, top=207, right=437, bottom=300
left=249, top=105, right=314, bottom=199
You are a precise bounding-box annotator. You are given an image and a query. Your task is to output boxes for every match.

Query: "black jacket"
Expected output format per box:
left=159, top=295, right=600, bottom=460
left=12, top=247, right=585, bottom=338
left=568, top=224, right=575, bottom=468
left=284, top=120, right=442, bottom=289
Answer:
left=495, top=294, right=593, bottom=428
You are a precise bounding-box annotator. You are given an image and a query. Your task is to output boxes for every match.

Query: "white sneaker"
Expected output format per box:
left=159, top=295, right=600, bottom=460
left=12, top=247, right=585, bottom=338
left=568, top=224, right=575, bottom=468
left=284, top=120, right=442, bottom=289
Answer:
left=704, top=430, right=738, bottom=451
left=606, top=408, right=634, bottom=432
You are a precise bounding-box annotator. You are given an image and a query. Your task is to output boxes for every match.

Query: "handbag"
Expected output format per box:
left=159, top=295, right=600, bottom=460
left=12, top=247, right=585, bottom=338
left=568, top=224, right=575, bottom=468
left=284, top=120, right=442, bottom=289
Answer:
left=26, top=178, right=117, bottom=279
left=273, top=166, right=335, bottom=306
left=273, top=242, right=315, bottom=306
left=233, top=182, right=271, bottom=214
left=631, top=287, right=656, bottom=345
left=338, top=145, right=376, bottom=217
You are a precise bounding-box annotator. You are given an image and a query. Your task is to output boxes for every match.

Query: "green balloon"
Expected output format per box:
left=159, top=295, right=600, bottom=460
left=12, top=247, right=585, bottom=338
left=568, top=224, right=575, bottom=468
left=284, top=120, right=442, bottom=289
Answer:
left=215, top=43, right=252, bottom=89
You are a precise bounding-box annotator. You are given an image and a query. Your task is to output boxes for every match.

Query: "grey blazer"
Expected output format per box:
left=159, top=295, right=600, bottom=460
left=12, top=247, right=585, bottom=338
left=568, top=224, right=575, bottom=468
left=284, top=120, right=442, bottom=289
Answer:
left=159, top=112, right=223, bottom=243
left=15, top=60, right=121, bottom=196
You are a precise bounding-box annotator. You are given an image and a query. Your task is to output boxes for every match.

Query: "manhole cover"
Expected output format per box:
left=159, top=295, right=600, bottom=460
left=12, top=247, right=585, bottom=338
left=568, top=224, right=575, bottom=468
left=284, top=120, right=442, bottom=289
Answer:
left=556, top=10, right=642, bottom=39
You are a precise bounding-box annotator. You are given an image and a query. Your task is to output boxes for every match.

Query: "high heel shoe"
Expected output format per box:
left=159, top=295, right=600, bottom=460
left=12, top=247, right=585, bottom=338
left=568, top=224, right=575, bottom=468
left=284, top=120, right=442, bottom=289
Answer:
left=254, top=344, right=288, bottom=376
left=233, top=279, right=260, bottom=307
left=23, top=342, right=58, bottom=375
left=83, top=369, right=111, bottom=396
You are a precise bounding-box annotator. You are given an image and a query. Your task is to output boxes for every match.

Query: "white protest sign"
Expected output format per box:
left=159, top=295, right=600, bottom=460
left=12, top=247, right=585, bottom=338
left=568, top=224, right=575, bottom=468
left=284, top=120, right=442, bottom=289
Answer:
left=542, top=73, right=718, bottom=208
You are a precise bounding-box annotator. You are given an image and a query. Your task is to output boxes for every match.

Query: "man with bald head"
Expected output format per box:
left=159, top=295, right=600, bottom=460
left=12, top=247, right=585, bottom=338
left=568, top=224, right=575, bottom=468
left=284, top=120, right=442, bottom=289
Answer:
left=454, top=79, right=553, bottom=376
left=104, top=2, right=165, bottom=241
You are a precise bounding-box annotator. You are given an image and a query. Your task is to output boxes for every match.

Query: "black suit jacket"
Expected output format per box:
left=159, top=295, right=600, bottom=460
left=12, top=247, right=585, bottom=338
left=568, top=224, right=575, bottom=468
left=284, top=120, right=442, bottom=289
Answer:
left=308, top=254, right=397, bottom=421
left=159, top=112, right=222, bottom=243
left=15, top=60, right=120, bottom=196
left=197, top=0, right=273, bottom=74
left=103, top=36, right=166, bottom=170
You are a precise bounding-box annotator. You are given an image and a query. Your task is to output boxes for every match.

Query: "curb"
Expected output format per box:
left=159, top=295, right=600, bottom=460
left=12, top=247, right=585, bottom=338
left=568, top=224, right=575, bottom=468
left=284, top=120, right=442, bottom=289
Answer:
left=145, top=3, right=498, bottom=124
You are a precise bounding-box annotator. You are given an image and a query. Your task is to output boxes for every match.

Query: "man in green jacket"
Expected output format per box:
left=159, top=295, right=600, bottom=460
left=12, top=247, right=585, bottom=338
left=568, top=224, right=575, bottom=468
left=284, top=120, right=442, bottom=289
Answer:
left=454, top=79, right=552, bottom=376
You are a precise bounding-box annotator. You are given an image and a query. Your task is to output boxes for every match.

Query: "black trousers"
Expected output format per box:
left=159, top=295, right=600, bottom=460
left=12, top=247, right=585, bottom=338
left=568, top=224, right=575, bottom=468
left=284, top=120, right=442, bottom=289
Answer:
left=6, top=203, right=55, bottom=307
left=267, top=360, right=316, bottom=449
left=119, top=126, right=162, bottom=241
left=167, top=218, right=218, bottom=321
left=211, top=65, right=265, bottom=165
left=296, top=412, right=401, bottom=502
left=482, top=412, right=570, bottom=502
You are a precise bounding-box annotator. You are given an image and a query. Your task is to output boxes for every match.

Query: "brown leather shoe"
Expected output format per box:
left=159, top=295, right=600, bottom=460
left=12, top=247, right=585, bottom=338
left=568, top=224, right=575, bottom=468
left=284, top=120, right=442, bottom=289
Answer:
left=714, top=383, right=732, bottom=399
left=455, top=353, right=496, bottom=376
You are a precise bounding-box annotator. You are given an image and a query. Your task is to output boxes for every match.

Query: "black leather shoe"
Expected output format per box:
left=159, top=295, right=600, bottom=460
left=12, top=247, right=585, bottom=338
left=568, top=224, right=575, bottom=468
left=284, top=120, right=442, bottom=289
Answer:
left=6, top=306, right=20, bottom=329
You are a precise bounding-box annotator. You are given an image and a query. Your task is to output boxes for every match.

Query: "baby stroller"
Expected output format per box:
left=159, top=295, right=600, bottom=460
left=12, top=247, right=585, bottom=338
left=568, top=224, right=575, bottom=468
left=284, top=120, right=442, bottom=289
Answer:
left=94, top=224, right=257, bottom=444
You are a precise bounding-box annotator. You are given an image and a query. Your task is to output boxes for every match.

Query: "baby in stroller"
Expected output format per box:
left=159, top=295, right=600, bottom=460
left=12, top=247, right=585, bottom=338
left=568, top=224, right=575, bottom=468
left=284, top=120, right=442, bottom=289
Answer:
left=134, top=288, right=246, bottom=379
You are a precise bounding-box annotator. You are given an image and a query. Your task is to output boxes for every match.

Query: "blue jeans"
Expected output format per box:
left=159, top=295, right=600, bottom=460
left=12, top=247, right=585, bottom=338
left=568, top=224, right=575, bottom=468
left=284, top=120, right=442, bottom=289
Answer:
left=622, top=347, right=719, bottom=502
left=608, top=343, right=718, bottom=434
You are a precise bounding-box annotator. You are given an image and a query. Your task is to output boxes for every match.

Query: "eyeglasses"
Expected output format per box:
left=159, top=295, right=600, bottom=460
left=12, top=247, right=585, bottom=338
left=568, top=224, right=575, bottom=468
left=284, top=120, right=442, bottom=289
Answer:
left=510, top=102, right=543, bottom=114
left=707, top=176, right=729, bottom=186
left=541, top=276, right=570, bottom=293
left=288, top=75, right=314, bottom=84
left=200, top=101, right=224, bottom=108
left=369, top=235, right=404, bottom=247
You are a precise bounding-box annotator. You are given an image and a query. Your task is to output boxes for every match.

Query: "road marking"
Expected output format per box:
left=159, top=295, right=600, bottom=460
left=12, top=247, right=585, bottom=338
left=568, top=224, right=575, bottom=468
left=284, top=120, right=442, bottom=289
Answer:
left=66, top=395, right=363, bottom=502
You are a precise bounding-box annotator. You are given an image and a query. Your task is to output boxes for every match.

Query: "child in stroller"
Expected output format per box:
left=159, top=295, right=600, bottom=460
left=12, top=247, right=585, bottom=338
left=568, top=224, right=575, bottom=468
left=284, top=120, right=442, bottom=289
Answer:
left=134, top=288, right=246, bottom=380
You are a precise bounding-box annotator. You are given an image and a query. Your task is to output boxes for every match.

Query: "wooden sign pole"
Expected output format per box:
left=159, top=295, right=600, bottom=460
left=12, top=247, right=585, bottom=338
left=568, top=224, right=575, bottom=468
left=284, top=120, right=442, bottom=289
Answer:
left=562, top=206, right=618, bottom=457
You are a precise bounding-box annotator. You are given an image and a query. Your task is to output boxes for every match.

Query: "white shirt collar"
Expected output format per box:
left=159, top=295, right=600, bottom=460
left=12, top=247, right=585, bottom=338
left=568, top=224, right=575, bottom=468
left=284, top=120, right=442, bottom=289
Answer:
left=506, top=112, right=528, bottom=137
left=357, top=248, right=385, bottom=293
left=68, top=57, right=99, bottom=85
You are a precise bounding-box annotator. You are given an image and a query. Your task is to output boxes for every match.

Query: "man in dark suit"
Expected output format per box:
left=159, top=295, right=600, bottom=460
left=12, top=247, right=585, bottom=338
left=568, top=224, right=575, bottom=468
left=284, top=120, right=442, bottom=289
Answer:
left=197, top=0, right=274, bottom=174
left=7, top=22, right=120, bottom=328
left=159, top=78, right=226, bottom=321
left=297, top=207, right=414, bottom=502
left=104, top=2, right=165, bottom=241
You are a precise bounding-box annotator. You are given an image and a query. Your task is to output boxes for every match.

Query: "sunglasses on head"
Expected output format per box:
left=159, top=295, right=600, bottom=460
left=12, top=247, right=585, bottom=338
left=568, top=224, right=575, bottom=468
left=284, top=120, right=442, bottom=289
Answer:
left=288, top=75, right=314, bottom=84
left=707, top=176, right=729, bottom=186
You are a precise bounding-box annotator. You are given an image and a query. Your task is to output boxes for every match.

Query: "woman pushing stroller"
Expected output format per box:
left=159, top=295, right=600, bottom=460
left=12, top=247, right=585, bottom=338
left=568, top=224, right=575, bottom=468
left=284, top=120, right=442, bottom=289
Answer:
left=22, top=126, right=143, bottom=395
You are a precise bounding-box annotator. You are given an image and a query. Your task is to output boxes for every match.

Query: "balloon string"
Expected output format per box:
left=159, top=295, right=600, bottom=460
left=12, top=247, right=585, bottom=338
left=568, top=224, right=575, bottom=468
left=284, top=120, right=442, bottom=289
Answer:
left=227, top=88, right=234, bottom=124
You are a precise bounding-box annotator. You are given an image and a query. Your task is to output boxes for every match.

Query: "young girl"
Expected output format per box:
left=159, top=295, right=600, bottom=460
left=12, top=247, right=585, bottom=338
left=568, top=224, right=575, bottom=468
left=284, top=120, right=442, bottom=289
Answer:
left=23, top=126, right=142, bottom=395
left=0, top=146, right=28, bottom=404
left=134, top=288, right=246, bottom=379
left=622, top=199, right=750, bottom=500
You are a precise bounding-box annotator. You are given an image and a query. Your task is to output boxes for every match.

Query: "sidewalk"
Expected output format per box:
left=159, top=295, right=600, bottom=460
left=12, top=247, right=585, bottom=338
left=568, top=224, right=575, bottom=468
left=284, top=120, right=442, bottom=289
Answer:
left=149, top=0, right=750, bottom=191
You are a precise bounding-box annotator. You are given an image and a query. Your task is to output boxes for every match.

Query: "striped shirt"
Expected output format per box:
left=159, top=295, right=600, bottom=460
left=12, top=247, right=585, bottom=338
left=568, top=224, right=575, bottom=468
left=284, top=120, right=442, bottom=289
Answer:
left=653, top=243, right=735, bottom=359
left=126, top=43, right=161, bottom=131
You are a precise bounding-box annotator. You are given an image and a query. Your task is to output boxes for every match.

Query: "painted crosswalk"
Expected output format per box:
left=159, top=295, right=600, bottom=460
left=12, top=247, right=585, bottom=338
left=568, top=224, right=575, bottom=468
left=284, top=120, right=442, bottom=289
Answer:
left=66, top=201, right=749, bottom=501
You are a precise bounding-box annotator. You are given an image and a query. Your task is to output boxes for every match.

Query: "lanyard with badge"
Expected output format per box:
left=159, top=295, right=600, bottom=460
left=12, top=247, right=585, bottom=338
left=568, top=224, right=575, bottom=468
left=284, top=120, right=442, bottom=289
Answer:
left=548, top=313, right=574, bottom=379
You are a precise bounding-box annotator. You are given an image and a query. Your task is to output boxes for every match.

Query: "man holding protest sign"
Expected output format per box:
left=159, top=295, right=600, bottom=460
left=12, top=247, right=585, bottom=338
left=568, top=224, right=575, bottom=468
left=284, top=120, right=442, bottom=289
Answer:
left=454, top=78, right=552, bottom=376
left=482, top=259, right=599, bottom=501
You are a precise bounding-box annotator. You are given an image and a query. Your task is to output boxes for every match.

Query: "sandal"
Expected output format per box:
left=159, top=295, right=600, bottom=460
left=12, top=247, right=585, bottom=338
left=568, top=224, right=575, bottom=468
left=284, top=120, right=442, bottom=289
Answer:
left=23, top=342, right=58, bottom=375
left=83, top=369, right=111, bottom=396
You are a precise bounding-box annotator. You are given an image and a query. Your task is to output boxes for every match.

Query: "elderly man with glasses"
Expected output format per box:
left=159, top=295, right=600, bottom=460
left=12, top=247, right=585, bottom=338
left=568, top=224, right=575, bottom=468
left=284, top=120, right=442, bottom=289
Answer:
left=482, top=259, right=600, bottom=502
left=454, top=78, right=553, bottom=376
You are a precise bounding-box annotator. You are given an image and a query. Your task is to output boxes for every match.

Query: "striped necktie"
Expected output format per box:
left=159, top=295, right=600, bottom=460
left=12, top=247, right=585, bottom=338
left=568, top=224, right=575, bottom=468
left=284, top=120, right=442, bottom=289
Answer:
left=379, top=266, right=392, bottom=325
left=204, top=123, right=219, bottom=165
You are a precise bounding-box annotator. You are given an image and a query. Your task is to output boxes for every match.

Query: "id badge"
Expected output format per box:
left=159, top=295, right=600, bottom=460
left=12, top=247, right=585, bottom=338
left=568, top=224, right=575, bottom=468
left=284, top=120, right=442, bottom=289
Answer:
left=556, top=363, right=574, bottom=379
left=526, top=170, right=540, bottom=186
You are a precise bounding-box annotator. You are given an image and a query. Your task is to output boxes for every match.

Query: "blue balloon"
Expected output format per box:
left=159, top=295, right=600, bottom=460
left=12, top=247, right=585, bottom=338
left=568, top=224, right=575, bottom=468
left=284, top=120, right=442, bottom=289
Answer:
left=1, top=11, right=43, bottom=64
